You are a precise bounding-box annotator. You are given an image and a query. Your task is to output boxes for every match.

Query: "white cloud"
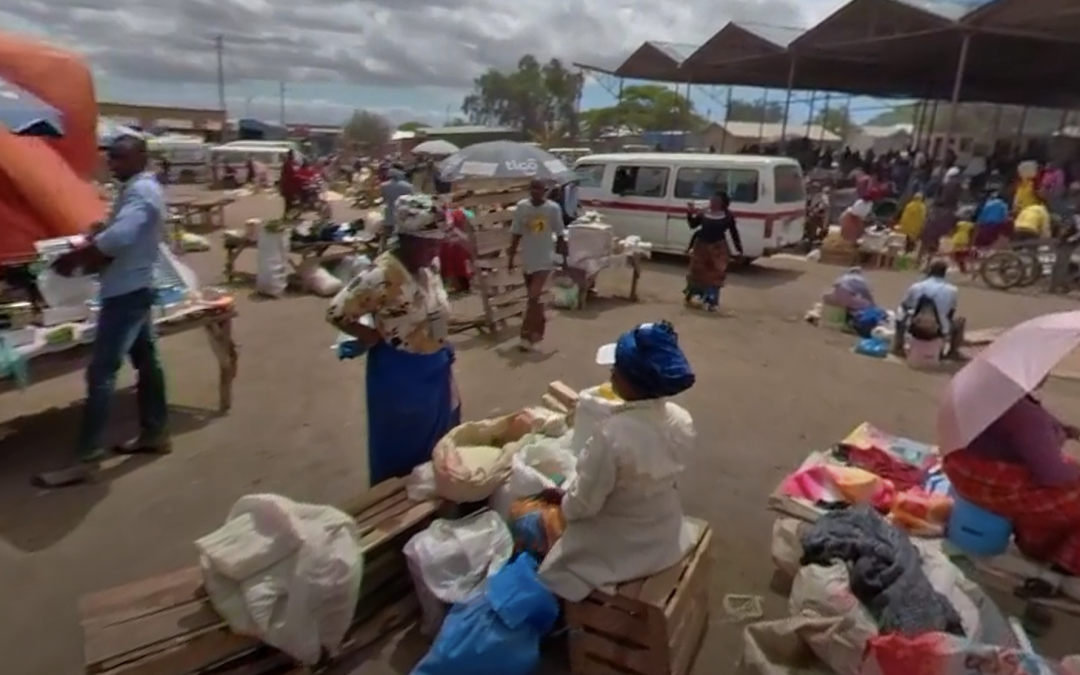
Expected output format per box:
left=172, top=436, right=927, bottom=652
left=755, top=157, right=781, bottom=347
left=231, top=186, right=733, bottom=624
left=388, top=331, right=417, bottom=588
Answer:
left=233, top=96, right=446, bottom=127
left=6, top=0, right=849, bottom=117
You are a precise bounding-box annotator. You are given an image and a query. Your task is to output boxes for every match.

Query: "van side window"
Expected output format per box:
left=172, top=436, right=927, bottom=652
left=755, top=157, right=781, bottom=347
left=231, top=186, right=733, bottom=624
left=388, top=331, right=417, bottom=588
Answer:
left=773, top=166, right=805, bottom=203
left=674, top=167, right=759, bottom=203
left=612, top=165, right=670, bottom=198
left=574, top=163, right=605, bottom=189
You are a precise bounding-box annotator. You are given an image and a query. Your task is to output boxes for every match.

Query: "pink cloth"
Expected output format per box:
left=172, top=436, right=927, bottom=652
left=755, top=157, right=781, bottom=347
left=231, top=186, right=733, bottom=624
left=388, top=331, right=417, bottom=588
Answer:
left=967, top=396, right=1079, bottom=487
left=1041, top=168, right=1065, bottom=195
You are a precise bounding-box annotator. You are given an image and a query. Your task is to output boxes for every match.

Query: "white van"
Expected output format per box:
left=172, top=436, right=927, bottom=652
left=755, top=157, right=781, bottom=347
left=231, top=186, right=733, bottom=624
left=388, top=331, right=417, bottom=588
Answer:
left=573, top=153, right=806, bottom=259
left=209, top=141, right=304, bottom=169
left=147, top=135, right=210, bottom=183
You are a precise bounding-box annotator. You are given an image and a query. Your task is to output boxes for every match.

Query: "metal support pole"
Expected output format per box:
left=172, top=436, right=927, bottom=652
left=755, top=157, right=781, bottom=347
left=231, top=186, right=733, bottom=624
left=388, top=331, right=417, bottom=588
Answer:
left=779, top=57, right=797, bottom=150
left=818, top=92, right=832, bottom=143
left=1015, top=106, right=1029, bottom=154
left=685, top=81, right=694, bottom=134
left=721, top=86, right=733, bottom=151
left=804, top=90, right=818, bottom=139
left=925, top=100, right=940, bottom=156
left=842, top=96, right=853, bottom=149
left=616, top=78, right=625, bottom=132
left=940, top=32, right=972, bottom=162
left=912, top=100, right=927, bottom=148
left=756, top=89, right=769, bottom=143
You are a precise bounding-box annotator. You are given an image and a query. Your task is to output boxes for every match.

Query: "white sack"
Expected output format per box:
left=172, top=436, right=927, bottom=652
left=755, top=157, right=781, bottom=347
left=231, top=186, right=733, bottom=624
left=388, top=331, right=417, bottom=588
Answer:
left=489, top=434, right=577, bottom=517
left=255, top=228, right=289, bottom=297
left=196, top=494, right=363, bottom=664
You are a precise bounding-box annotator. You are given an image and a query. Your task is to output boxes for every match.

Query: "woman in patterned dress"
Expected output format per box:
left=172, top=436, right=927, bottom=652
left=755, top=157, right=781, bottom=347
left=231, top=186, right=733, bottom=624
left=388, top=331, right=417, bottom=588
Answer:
left=327, top=194, right=461, bottom=485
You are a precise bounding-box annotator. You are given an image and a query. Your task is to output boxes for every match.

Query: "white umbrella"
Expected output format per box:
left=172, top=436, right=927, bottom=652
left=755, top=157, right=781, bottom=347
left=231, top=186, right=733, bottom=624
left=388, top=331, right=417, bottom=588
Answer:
left=412, top=139, right=460, bottom=156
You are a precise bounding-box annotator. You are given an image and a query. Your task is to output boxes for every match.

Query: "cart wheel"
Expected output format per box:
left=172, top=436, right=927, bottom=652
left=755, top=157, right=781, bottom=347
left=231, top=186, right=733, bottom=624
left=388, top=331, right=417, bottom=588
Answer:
left=1021, top=602, right=1053, bottom=637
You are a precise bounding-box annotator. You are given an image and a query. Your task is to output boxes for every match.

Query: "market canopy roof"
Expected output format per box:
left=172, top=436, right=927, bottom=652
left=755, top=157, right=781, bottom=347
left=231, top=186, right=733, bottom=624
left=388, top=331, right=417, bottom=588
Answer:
left=961, top=0, right=1080, bottom=42
left=613, top=41, right=697, bottom=81
left=680, top=22, right=801, bottom=73
left=787, top=0, right=965, bottom=54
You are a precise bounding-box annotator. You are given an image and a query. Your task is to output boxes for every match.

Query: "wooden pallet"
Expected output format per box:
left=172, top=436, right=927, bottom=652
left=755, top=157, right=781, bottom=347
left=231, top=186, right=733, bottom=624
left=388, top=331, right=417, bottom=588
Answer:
left=79, top=478, right=436, bottom=675
left=565, top=519, right=713, bottom=675
left=450, top=179, right=534, bottom=336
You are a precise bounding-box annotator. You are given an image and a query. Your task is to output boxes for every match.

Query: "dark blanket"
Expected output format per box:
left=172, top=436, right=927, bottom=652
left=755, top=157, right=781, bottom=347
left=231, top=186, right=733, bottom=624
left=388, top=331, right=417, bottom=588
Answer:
left=800, top=505, right=964, bottom=637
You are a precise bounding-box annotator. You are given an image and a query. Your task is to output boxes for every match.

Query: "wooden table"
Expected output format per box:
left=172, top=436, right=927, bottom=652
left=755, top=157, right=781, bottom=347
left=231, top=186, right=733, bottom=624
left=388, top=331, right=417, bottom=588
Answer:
left=222, top=231, right=376, bottom=285
left=565, top=253, right=644, bottom=310
left=1, top=302, right=239, bottom=412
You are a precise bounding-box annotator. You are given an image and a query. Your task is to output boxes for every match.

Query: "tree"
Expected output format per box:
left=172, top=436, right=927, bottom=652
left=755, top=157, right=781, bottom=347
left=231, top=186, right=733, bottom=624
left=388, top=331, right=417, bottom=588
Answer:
left=446, top=117, right=469, bottom=127
left=725, top=99, right=784, bottom=123
left=461, top=55, right=584, bottom=139
left=343, top=110, right=393, bottom=147
left=811, top=107, right=854, bottom=136
left=579, top=84, right=707, bottom=138
left=397, top=121, right=429, bottom=132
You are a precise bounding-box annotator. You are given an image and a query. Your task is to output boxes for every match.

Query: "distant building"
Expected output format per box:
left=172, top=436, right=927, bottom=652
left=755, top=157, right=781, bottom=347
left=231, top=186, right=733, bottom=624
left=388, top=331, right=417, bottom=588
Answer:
left=699, top=121, right=842, bottom=153
left=98, top=101, right=226, bottom=140
left=416, top=125, right=523, bottom=148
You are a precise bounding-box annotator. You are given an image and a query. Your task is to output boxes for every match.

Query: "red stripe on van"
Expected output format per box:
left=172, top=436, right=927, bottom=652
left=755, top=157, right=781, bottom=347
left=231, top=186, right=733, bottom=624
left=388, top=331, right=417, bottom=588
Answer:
left=579, top=198, right=804, bottom=225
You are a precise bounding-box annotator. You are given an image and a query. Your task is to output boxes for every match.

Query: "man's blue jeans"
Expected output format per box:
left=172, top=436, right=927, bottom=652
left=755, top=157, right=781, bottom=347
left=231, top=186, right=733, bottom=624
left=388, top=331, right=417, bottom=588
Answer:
left=77, top=288, right=167, bottom=461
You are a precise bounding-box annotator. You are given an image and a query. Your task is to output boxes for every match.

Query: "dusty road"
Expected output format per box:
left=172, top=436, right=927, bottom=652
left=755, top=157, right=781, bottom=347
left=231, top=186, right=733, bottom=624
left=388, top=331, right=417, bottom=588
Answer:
left=1, top=192, right=1078, bottom=673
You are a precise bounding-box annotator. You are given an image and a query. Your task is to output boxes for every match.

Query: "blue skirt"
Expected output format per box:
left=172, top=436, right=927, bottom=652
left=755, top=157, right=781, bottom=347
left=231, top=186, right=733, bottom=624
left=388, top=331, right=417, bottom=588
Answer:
left=366, top=342, right=460, bottom=485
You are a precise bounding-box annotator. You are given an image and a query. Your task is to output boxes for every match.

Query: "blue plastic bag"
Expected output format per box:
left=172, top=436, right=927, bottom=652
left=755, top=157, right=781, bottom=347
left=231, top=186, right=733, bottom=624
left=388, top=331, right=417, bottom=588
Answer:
left=849, top=306, right=888, bottom=338
left=411, top=554, right=559, bottom=675
left=854, top=336, right=889, bottom=359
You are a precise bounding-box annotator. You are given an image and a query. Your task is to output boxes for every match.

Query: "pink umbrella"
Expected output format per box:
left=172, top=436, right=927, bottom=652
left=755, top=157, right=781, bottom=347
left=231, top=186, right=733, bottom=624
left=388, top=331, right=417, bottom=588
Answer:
left=938, top=310, right=1080, bottom=453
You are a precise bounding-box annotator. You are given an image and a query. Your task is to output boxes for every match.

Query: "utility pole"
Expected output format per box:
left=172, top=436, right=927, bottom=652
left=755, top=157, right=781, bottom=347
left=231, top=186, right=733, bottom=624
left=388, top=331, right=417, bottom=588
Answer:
left=214, top=35, right=226, bottom=113
left=279, top=81, right=286, bottom=126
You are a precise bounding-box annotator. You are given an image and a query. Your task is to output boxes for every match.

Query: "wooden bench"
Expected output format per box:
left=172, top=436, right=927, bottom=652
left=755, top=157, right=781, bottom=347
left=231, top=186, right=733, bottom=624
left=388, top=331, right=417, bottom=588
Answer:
left=79, top=478, right=436, bottom=675
left=565, top=519, right=713, bottom=675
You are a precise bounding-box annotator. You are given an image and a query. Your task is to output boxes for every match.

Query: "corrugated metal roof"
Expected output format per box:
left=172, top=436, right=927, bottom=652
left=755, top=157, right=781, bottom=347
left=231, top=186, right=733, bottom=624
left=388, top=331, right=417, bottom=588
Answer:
left=892, top=0, right=974, bottom=21
left=735, top=21, right=804, bottom=48
left=647, top=41, right=699, bottom=64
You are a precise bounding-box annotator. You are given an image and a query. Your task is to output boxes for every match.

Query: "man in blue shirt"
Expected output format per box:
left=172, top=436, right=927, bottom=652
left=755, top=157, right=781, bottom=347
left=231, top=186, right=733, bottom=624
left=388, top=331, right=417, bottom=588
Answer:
left=893, top=260, right=966, bottom=361
left=38, top=135, right=169, bottom=487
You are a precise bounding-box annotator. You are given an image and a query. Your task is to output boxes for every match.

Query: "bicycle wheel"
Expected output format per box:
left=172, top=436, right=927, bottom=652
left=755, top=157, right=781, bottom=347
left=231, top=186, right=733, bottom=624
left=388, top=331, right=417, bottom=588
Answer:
left=1016, top=250, right=1044, bottom=287
left=978, top=251, right=1026, bottom=290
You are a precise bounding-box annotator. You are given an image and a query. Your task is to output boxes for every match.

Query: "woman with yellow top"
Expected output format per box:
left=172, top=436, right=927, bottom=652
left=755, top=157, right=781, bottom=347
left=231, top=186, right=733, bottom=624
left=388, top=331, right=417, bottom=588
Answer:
left=1014, top=176, right=1038, bottom=213
left=896, top=192, right=926, bottom=250
left=327, top=193, right=460, bottom=485
left=1014, top=195, right=1051, bottom=244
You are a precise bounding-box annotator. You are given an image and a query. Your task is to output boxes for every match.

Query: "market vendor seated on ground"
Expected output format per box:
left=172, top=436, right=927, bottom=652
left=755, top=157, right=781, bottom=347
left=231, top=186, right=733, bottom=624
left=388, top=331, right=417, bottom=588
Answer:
left=518, top=321, right=697, bottom=601
left=892, top=260, right=965, bottom=360
left=823, top=266, right=874, bottom=315
left=943, top=381, right=1080, bottom=576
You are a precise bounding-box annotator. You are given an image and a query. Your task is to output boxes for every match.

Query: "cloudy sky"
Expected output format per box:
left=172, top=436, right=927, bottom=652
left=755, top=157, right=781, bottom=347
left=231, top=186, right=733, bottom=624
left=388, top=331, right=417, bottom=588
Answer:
left=3, top=0, right=988, bottom=126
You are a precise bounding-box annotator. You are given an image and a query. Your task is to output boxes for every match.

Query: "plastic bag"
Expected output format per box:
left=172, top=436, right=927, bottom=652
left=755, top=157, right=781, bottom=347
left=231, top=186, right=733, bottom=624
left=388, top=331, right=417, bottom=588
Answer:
left=432, top=413, right=543, bottom=503
left=298, top=258, right=343, bottom=297
left=569, top=385, right=624, bottom=454
left=196, top=495, right=363, bottom=665
left=862, top=632, right=1068, bottom=675
left=789, top=562, right=878, bottom=675
left=403, top=509, right=513, bottom=637
left=0, top=336, right=28, bottom=389
left=507, top=498, right=567, bottom=560
left=35, top=265, right=98, bottom=309
left=490, top=435, right=577, bottom=518
left=255, top=228, right=289, bottom=297
left=411, top=554, right=559, bottom=675
left=854, top=337, right=889, bottom=359
left=407, top=461, right=437, bottom=501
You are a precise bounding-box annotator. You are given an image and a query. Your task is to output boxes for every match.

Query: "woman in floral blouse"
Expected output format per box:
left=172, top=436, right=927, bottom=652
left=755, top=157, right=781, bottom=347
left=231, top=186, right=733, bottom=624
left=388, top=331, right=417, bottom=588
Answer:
left=327, top=194, right=460, bottom=485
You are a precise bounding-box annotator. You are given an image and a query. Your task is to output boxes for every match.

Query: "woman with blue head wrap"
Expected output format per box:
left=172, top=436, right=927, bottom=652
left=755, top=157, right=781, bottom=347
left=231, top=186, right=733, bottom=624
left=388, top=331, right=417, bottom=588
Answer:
left=537, top=321, right=698, bottom=601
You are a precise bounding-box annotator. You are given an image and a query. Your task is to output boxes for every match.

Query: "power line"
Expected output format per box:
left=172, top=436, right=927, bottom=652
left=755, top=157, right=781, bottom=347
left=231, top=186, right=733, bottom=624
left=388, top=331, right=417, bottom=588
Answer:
left=279, top=82, right=286, bottom=125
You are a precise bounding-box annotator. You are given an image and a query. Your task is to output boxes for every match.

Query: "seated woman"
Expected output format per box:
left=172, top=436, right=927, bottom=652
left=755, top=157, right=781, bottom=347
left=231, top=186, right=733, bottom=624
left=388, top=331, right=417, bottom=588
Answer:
left=536, top=321, right=698, bottom=601
left=896, top=192, right=926, bottom=251
left=943, top=385, right=1080, bottom=575
left=823, top=267, right=874, bottom=314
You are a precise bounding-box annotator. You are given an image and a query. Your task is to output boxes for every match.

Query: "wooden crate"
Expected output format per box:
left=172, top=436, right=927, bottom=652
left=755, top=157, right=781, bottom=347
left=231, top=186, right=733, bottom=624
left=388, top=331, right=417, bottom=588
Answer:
left=79, top=478, right=436, bottom=675
left=449, top=179, right=534, bottom=336
left=565, top=519, right=713, bottom=675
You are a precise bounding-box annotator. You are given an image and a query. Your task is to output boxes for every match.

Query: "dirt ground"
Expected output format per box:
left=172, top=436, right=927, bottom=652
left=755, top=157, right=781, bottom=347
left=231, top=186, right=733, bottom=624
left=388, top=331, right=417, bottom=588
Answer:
left=2, top=190, right=1079, bottom=674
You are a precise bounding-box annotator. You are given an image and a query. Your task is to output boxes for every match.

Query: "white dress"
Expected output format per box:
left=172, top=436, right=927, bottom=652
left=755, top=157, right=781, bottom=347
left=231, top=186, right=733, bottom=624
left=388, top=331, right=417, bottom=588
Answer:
left=539, top=398, right=696, bottom=601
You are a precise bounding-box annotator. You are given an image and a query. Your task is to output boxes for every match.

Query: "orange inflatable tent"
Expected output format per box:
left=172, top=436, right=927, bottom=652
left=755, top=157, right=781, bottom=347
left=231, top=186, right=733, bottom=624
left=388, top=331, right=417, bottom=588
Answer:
left=0, top=32, right=104, bottom=263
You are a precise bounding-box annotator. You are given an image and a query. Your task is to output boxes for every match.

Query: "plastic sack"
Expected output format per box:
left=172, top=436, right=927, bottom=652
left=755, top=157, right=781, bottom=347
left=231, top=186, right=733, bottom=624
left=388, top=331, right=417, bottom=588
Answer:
left=569, top=385, right=624, bottom=454
left=407, top=461, right=437, bottom=501
left=490, top=435, right=577, bottom=518
left=411, top=554, right=559, bottom=675
left=789, top=562, right=878, bottom=675
left=180, top=231, right=211, bottom=252
left=854, top=337, right=889, bottom=359
left=196, top=494, right=363, bottom=665
left=404, top=509, right=513, bottom=637
left=298, top=258, right=343, bottom=297
left=862, top=632, right=1070, bottom=675
left=35, top=265, right=98, bottom=309
left=255, top=227, right=289, bottom=297
left=432, top=412, right=544, bottom=503
left=550, top=277, right=580, bottom=309
left=0, top=336, right=28, bottom=389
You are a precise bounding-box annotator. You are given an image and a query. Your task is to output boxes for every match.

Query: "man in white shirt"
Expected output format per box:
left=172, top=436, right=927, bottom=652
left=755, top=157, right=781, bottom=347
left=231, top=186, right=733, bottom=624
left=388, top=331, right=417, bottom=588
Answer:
left=893, top=260, right=966, bottom=360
